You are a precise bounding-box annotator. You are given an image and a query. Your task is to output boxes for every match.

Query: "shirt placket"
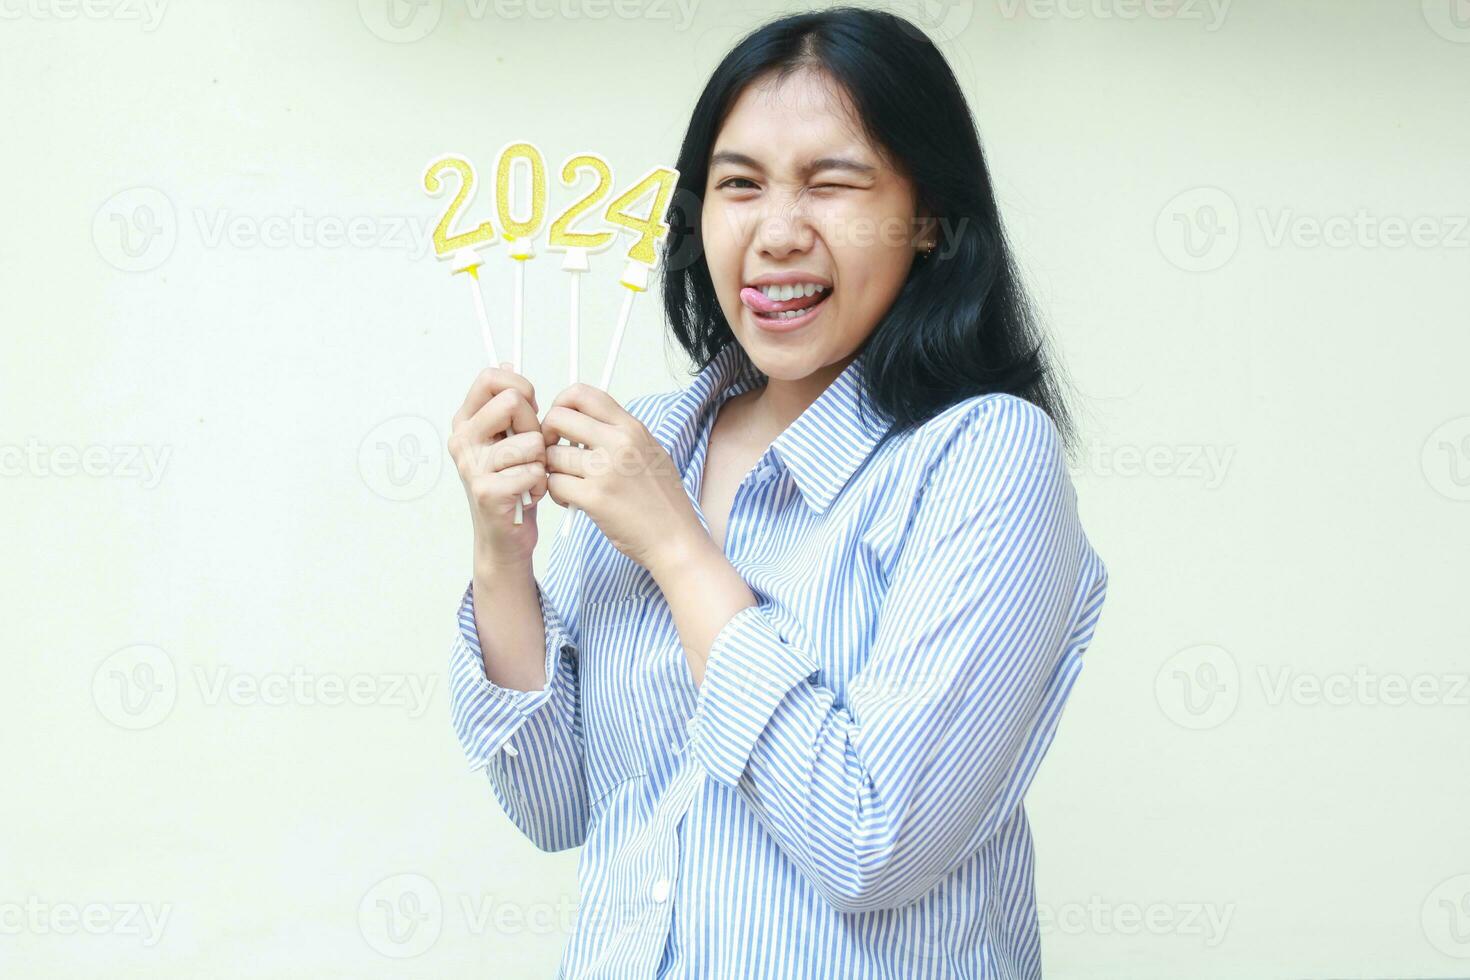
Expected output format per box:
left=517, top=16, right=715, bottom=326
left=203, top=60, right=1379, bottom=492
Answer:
left=639, top=390, right=782, bottom=977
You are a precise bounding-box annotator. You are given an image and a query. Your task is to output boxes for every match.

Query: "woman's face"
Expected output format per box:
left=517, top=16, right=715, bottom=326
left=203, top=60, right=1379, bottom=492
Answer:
left=701, top=69, right=931, bottom=384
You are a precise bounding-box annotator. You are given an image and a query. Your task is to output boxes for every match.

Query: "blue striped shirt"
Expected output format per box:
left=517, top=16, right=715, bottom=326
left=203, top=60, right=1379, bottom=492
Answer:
left=449, top=341, right=1109, bottom=979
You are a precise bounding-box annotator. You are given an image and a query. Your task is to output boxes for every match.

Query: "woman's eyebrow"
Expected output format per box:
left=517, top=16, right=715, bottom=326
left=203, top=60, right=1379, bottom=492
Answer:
left=710, top=150, right=877, bottom=178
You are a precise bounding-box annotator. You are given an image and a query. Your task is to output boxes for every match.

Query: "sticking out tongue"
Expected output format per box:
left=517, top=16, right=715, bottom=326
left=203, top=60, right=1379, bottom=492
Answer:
left=741, top=285, right=829, bottom=315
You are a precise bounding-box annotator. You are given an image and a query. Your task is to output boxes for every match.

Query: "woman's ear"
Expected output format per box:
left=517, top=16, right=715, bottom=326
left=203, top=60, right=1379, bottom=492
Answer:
left=916, top=213, right=939, bottom=254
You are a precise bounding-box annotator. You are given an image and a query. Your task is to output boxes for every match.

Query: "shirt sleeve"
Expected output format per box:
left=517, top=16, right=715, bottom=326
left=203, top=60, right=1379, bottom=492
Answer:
left=448, top=511, right=592, bottom=853
left=686, top=395, right=1110, bottom=913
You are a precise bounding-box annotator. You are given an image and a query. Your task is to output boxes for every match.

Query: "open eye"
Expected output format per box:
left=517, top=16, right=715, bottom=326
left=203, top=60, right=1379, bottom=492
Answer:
left=718, top=177, right=758, bottom=190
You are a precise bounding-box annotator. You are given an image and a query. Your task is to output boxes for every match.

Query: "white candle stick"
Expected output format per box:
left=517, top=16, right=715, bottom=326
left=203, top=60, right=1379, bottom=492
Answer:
left=557, top=247, right=592, bottom=533
left=565, top=258, right=582, bottom=529
left=598, top=260, right=652, bottom=391
left=568, top=269, right=579, bottom=391
left=512, top=252, right=525, bottom=377
left=504, top=237, right=535, bottom=518
left=494, top=142, right=545, bottom=522
left=456, top=249, right=524, bottom=525
left=465, top=256, right=500, bottom=363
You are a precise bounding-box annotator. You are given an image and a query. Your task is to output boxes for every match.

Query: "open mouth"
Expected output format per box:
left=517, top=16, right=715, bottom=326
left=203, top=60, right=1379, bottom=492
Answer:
left=739, top=282, right=833, bottom=325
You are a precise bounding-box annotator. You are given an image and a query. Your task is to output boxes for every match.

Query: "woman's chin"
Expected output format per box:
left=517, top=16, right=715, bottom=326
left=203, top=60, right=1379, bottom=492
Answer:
left=737, top=336, right=830, bottom=382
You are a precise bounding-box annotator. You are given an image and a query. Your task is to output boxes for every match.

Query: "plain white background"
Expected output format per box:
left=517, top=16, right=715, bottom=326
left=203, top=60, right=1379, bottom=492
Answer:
left=3, top=0, right=1467, bottom=976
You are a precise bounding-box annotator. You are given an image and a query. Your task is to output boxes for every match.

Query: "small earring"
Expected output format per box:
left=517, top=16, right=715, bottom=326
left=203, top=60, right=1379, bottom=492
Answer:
left=919, top=240, right=935, bottom=258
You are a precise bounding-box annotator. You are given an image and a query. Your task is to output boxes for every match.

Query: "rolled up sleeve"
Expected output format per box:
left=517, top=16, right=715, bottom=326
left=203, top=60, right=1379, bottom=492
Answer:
left=448, top=576, right=577, bottom=764
left=687, top=604, right=819, bottom=787
left=447, top=514, right=592, bottom=852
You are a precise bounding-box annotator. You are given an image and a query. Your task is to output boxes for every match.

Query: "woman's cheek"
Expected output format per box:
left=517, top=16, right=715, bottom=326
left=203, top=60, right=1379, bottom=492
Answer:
left=810, top=203, right=849, bottom=247
left=703, top=207, right=745, bottom=281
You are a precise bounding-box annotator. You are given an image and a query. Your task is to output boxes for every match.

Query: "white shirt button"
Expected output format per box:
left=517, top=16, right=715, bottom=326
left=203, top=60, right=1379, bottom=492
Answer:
left=651, top=878, right=671, bottom=903
left=501, top=740, right=519, bottom=757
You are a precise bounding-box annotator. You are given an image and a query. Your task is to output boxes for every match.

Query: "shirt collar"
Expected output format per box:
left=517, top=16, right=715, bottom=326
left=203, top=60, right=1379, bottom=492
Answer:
left=650, top=343, right=892, bottom=516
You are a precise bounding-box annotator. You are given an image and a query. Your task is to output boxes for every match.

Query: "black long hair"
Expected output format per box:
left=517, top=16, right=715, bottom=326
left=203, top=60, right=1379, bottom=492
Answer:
left=659, top=6, right=1080, bottom=454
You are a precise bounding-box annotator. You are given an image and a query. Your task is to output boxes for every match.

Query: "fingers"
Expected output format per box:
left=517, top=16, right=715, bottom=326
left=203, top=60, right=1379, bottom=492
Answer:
left=452, top=364, right=539, bottom=428
left=547, top=381, right=627, bottom=427
left=463, top=386, right=540, bottom=445
left=542, top=403, right=616, bottom=449
left=480, top=430, right=545, bottom=473
left=545, top=441, right=590, bottom=479
left=471, top=461, right=548, bottom=514
left=501, top=461, right=548, bottom=499
left=450, top=429, right=543, bottom=479
left=545, top=471, right=588, bottom=510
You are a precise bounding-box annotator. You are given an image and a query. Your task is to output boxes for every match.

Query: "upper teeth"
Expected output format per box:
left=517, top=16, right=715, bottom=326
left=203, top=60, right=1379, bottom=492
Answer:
left=757, top=283, right=827, bottom=301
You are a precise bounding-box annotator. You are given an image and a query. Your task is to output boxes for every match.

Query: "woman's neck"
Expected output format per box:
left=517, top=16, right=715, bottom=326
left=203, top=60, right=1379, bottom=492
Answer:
left=738, top=351, right=856, bottom=442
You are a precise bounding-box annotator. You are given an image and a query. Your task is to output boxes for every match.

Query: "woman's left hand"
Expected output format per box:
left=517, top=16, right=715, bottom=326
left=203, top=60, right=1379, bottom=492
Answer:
left=541, top=383, right=707, bottom=574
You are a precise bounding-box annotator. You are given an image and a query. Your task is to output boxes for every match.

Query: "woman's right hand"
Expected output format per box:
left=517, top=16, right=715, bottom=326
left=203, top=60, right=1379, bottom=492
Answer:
left=449, top=363, right=547, bottom=570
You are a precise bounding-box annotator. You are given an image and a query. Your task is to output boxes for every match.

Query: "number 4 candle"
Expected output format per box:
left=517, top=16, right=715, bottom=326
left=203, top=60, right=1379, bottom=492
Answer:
left=597, top=165, right=679, bottom=390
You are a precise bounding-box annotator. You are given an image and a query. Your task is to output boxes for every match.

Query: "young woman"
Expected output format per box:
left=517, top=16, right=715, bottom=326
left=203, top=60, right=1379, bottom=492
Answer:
left=446, top=7, right=1108, bottom=977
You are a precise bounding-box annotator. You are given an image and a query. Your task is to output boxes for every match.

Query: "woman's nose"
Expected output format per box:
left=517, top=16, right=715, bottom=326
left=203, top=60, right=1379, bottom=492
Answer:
left=752, top=206, right=814, bottom=258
